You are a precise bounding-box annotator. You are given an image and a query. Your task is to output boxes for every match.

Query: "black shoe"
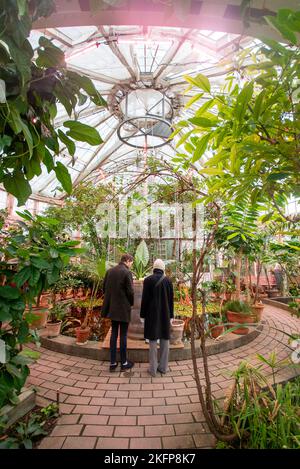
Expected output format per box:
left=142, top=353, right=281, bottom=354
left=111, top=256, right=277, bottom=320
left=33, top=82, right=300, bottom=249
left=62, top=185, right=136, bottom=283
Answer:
left=157, top=368, right=167, bottom=374
left=121, top=360, right=134, bottom=371
left=109, top=362, right=118, bottom=372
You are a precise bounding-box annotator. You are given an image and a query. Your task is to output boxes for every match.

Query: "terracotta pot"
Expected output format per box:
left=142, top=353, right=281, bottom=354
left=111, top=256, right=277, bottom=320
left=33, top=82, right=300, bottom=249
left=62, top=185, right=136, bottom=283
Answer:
left=251, top=303, right=264, bottom=322
left=39, top=294, right=50, bottom=307
left=226, top=310, right=252, bottom=335
left=45, top=320, right=62, bottom=338
left=209, top=324, right=224, bottom=339
left=25, top=308, right=48, bottom=329
left=170, top=319, right=185, bottom=345
left=75, top=326, right=91, bottom=344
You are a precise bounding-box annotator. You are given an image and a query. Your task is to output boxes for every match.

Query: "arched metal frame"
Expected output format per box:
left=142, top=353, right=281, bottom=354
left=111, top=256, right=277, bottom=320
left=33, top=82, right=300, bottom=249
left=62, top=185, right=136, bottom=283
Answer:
left=117, top=115, right=174, bottom=149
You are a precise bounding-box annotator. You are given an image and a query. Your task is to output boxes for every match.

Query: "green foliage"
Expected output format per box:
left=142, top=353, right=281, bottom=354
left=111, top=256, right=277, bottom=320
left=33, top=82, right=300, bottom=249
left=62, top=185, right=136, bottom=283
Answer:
left=48, top=302, right=69, bottom=323
left=0, top=211, right=81, bottom=408
left=218, top=362, right=300, bottom=448
left=0, top=1, right=106, bottom=205
left=202, top=280, right=223, bottom=293
left=0, top=403, right=59, bottom=449
left=288, top=301, right=300, bottom=318
left=176, top=8, right=300, bottom=219
left=132, top=240, right=150, bottom=280
left=222, top=300, right=252, bottom=314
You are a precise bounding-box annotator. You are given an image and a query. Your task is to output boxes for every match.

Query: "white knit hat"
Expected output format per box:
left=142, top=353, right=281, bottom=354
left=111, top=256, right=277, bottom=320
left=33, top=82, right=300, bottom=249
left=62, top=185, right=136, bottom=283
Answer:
left=153, top=259, right=165, bottom=271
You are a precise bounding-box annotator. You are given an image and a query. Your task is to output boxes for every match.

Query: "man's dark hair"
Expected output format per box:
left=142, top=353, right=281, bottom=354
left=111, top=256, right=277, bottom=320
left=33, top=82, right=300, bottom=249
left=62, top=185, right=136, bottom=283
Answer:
left=121, top=254, right=134, bottom=263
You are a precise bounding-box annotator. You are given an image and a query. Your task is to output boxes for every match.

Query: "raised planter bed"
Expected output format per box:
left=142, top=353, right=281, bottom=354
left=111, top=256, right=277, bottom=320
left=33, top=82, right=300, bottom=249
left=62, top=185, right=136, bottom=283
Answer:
left=0, top=388, right=36, bottom=430
left=40, top=323, right=263, bottom=362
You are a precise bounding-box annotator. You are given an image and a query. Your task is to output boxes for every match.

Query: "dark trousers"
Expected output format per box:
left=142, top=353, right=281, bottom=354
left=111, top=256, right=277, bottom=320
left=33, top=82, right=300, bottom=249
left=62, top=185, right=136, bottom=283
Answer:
left=110, top=320, right=129, bottom=365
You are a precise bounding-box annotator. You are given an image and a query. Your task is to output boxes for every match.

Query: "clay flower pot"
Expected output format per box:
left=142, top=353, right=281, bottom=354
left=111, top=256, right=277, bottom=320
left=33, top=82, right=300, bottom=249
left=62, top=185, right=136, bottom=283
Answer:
left=45, top=320, right=62, bottom=338
left=226, top=311, right=252, bottom=335
left=209, top=324, right=224, bottom=339
left=75, top=326, right=91, bottom=344
left=251, top=303, right=264, bottom=322
left=25, top=308, right=48, bottom=329
left=170, top=319, right=185, bottom=345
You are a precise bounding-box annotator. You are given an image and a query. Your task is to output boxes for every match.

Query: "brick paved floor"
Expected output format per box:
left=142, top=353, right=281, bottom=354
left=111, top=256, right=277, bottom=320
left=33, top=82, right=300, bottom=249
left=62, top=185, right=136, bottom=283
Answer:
left=26, top=305, right=299, bottom=449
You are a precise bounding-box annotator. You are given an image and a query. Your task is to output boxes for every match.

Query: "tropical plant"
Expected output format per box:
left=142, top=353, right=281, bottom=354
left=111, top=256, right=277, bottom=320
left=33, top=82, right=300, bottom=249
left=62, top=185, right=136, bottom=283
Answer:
left=222, top=300, right=252, bottom=315
left=174, top=8, right=300, bottom=223
left=132, top=240, right=150, bottom=280
left=288, top=301, right=300, bottom=319
left=217, top=362, right=300, bottom=449
left=80, top=256, right=106, bottom=330
left=0, top=211, right=82, bottom=408
left=0, top=1, right=106, bottom=206
left=7, top=210, right=85, bottom=307
left=48, top=302, right=69, bottom=324
left=0, top=403, right=59, bottom=449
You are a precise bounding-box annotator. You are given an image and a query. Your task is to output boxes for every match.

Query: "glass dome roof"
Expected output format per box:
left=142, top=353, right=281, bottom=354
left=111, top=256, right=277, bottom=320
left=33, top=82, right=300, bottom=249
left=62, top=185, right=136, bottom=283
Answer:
left=28, top=24, right=257, bottom=199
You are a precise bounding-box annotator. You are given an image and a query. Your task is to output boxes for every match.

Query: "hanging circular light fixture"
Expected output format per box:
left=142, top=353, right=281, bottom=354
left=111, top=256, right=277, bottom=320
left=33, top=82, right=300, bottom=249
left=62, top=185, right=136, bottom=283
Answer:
left=117, top=88, right=174, bottom=149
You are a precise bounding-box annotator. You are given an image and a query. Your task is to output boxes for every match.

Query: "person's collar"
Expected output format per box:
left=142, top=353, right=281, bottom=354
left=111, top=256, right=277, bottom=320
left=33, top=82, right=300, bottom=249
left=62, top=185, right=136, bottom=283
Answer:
left=153, top=268, right=164, bottom=274
left=119, top=262, right=129, bottom=269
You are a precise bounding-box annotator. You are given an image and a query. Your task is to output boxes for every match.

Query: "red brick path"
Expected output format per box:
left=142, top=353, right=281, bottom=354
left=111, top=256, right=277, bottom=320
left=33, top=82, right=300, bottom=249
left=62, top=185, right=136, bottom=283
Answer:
left=26, top=305, right=299, bottom=449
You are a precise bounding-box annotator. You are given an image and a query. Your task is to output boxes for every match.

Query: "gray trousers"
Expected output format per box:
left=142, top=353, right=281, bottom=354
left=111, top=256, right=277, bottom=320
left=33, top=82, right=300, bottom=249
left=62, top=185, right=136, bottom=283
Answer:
left=149, top=339, right=169, bottom=375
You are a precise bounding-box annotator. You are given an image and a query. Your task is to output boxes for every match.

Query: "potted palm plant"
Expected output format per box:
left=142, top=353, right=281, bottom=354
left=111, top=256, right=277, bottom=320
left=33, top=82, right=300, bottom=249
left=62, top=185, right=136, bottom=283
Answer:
left=75, top=256, right=105, bottom=344
left=45, top=303, right=69, bottom=338
left=223, top=300, right=253, bottom=335
left=208, top=315, right=225, bottom=339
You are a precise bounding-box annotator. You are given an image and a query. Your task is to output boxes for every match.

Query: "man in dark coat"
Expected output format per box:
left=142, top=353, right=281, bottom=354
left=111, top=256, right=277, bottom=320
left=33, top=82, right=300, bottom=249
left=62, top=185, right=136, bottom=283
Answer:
left=102, top=254, right=134, bottom=371
left=140, top=259, right=174, bottom=377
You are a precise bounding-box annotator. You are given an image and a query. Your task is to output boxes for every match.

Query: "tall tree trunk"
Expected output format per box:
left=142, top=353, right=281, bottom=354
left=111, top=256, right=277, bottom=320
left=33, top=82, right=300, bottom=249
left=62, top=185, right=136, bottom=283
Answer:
left=189, top=205, right=237, bottom=442
left=235, top=250, right=242, bottom=300
left=264, top=265, right=271, bottom=290
left=254, top=260, right=262, bottom=303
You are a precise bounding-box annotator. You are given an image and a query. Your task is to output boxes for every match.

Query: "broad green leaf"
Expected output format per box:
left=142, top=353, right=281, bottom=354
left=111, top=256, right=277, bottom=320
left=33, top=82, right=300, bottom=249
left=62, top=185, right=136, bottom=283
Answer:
left=135, top=240, right=149, bottom=267
left=260, top=212, right=274, bottom=223
left=58, top=130, right=76, bottom=157
left=36, top=37, right=66, bottom=68
left=30, top=257, right=50, bottom=269
left=63, top=121, right=103, bottom=146
left=17, top=0, right=27, bottom=16
left=188, top=116, right=217, bottom=128
left=54, top=162, right=72, bottom=194
left=195, top=99, right=215, bottom=117
left=192, top=134, right=211, bottom=163
left=198, top=168, right=224, bottom=176
left=175, top=130, right=193, bottom=148
left=184, top=93, right=203, bottom=109
left=14, top=266, right=31, bottom=288
left=234, top=82, right=254, bottom=123
left=184, top=74, right=211, bottom=93
left=0, top=307, right=12, bottom=322
left=3, top=171, right=32, bottom=206
left=4, top=37, right=33, bottom=88
left=265, top=15, right=297, bottom=45
left=253, top=89, right=267, bottom=120
left=66, top=71, right=107, bottom=107
left=44, top=149, right=55, bottom=173
left=20, top=349, right=40, bottom=360
left=227, top=232, right=239, bottom=240
left=28, top=267, right=40, bottom=287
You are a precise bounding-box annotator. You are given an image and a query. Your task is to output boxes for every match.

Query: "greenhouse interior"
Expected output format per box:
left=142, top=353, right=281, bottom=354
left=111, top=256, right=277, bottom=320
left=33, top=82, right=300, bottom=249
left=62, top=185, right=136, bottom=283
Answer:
left=0, top=0, right=299, bottom=453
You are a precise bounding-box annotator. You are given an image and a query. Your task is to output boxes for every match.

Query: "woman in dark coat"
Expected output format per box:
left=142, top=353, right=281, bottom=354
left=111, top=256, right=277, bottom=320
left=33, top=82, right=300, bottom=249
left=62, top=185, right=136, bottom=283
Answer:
left=140, top=259, right=174, bottom=377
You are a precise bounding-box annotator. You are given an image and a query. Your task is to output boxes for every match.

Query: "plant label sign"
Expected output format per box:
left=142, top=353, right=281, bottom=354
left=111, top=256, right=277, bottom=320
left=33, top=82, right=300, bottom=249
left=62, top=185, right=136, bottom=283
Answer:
left=0, top=339, right=6, bottom=363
